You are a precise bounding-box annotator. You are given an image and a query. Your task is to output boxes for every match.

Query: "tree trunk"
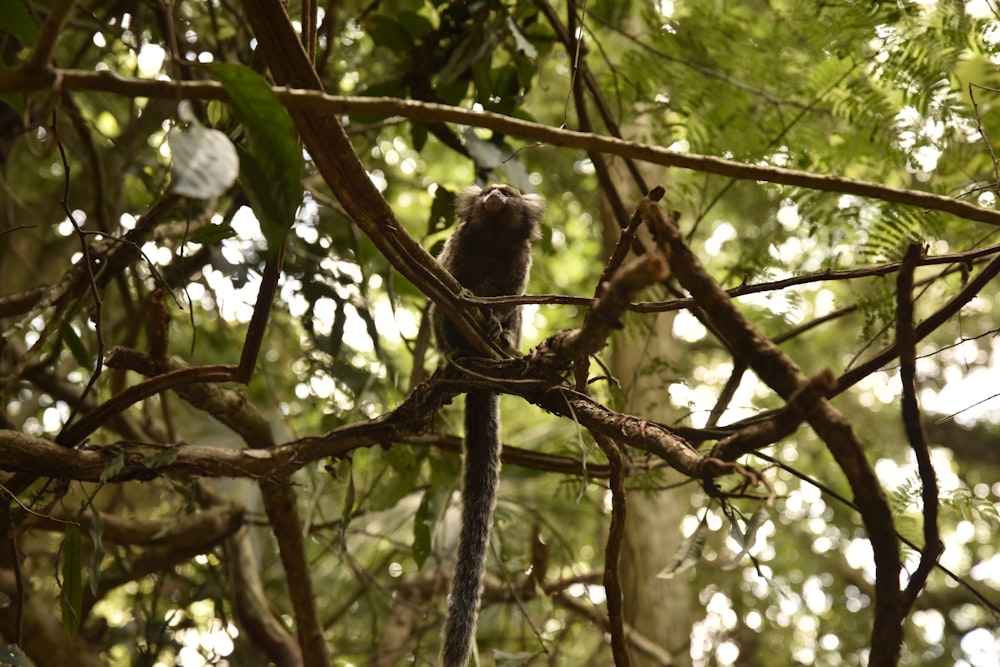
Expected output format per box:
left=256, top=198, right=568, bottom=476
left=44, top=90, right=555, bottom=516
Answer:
left=614, top=314, right=692, bottom=667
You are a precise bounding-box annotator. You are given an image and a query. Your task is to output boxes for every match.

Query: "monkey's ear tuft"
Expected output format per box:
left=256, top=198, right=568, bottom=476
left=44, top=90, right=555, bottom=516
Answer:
left=455, top=185, right=483, bottom=220
left=522, top=193, right=546, bottom=225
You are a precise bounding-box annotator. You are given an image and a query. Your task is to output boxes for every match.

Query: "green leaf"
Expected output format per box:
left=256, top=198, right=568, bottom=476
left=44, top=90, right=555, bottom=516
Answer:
left=141, top=446, right=179, bottom=469
left=366, top=16, right=412, bottom=50
left=487, top=64, right=520, bottom=114
left=99, top=452, right=124, bottom=483
left=60, top=525, right=83, bottom=639
left=339, top=460, right=355, bottom=555
left=414, top=483, right=455, bottom=568
left=371, top=447, right=420, bottom=511
left=0, top=92, right=26, bottom=114
left=188, top=222, right=237, bottom=245
left=398, top=12, right=434, bottom=40
left=410, top=122, right=428, bottom=152
left=435, top=80, right=469, bottom=107
left=360, top=80, right=405, bottom=100
left=725, top=507, right=769, bottom=569
left=204, top=63, right=303, bottom=251
left=412, top=490, right=434, bottom=568
left=658, top=513, right=708, bottom=579
left=88, top=506, right=105, bottom=596
left=0, top=0, right=39, bottom=47
left=427, top=187, right=457, bottom=236
left=60, top=322, right=90, bottom=368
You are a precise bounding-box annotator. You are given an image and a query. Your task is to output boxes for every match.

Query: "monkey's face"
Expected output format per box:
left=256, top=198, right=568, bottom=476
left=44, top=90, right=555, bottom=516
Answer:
left=481, top=185, right=521, bottom=215
left=453, top=182, right=544, bottom=243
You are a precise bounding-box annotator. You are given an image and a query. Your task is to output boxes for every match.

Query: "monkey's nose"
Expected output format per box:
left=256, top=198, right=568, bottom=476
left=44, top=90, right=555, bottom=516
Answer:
left=483, top=193, right=506, bottom=213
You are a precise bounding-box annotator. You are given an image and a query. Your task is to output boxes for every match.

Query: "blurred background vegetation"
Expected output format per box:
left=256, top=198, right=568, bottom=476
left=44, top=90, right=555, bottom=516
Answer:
left=1, top=1, right=999, bottom=666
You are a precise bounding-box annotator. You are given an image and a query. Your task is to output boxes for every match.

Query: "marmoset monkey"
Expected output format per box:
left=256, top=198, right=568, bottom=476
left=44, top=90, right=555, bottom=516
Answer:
left=432, top=184, right=544, bottom=667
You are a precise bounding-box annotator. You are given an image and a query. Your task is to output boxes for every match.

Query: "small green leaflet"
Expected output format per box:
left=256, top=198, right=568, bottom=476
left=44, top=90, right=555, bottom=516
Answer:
left=60, top=322, right=90, bottom=368
left=658, top=513, right=708, bottom=579
left=412, top=490, right=434, bottom=568
left=141, top=446, right=179, bottom=469
left=99, top=451, right=125, bottom=483
left=60, top=525, right=84, bottom=639
left=188, top=222, right=237, bottom=245
left=724, top=507, right=768, bottom=569
left=339, top=460, right=356, bottom=556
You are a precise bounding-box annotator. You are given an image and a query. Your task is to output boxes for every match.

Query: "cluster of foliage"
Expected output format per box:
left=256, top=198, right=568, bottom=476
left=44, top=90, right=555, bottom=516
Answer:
left=0, top=1, right=999, bottom=666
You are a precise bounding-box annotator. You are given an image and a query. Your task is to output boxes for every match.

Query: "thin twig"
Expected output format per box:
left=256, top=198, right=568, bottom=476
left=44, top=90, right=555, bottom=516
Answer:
left=894, top=244, right=943, bottom=611
left=53, top=108, right=106, bottom=428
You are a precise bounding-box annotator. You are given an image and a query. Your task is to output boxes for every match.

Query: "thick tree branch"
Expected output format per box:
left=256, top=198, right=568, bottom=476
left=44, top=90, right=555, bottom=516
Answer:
left=224, top=525, right=304, bottom=667
left=0, top=365, right=704, bottom=481
left=596, top=432, right=631, bottom=667
left=3, top=68, right=1000, bottom=228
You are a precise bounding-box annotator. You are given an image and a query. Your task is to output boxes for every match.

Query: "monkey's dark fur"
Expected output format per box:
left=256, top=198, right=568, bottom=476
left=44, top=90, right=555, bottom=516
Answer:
left=432, top=184, right=544, bottom=667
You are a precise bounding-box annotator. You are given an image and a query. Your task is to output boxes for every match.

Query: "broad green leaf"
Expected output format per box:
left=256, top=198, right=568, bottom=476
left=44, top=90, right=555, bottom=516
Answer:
left=398, top=12, right=434, bottom=40
left=0, top=92, right=25, bottom=113
left=205, top=63, right=302, bottom=251
left=487, top=64, right=520, bottom=115
left=360, top=80, right=405, bottom=100
left=435, top=80, right=469, bottom=107
left=372, top=447, right=420, bottom=511
left=188, top=222, right=237, bottom=245
left=410, top=122, right=428, bottom=153
left=99, top=451, right=124, bottom=483
left=60, top=322, right=90, bottom=368
left=427, top=187, right=457, bottom=235
left=0, top=0, right=39, bottom=47
left=366, top=16, right=412, bottom=50
left=60, top=525, right=83, bottom=639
